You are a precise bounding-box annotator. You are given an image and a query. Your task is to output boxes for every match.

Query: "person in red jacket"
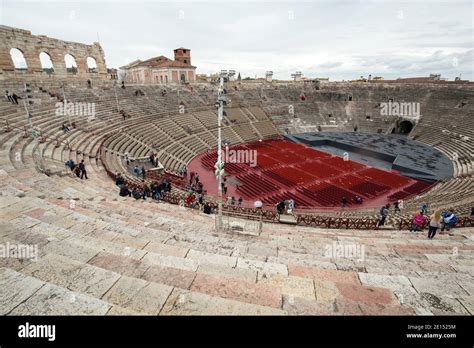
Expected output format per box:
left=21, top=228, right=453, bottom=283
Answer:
left=410, top=211, right=426, bottom=232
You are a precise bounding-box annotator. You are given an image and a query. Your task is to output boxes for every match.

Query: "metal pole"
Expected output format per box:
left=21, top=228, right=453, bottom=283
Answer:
left=217, top=75, right=224, bottom=230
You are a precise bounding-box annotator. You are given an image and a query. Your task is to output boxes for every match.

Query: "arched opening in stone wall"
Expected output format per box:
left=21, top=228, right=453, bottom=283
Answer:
left=64, top=54, right=78, bottom=74
left=180, top=73, right=186, bottom=82
left=87, top=57, right=97, bottom=73
left=398, top=120, right=414, bottom=135
left=39, top=52, right=54, bottom=73
left=10, top=48, right=28, bottom=70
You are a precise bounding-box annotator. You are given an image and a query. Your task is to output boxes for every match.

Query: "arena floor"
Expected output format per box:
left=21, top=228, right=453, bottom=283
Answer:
left=187, top=138, right=433, bottom=210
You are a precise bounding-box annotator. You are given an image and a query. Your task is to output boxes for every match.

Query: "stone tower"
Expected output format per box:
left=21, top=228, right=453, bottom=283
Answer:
left=174, top=48, right=191, bottom=66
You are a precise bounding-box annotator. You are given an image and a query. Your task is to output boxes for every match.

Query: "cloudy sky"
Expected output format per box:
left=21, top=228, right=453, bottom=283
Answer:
left=1, top=0, right=473, bottom=80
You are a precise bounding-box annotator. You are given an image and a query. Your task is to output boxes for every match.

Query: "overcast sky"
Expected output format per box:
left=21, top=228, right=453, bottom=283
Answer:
left=1, top=0, right=473, bottom=80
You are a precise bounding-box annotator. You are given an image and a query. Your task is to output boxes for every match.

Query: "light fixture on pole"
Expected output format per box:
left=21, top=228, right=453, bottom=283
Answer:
left=215, top=69, right=234, bottom=230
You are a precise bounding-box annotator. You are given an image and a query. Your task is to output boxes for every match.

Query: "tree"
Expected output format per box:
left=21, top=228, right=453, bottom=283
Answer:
left=237, top=72, right=241, bottom=81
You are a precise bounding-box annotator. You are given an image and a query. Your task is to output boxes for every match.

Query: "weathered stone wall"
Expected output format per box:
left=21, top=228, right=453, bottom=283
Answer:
left=0, top=25, right=108, bottom=79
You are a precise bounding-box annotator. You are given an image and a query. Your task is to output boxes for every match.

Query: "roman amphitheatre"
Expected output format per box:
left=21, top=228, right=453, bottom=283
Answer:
left=0, top=26, right=473, bottom=316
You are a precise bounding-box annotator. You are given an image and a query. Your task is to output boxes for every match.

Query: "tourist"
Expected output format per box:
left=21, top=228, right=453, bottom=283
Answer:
left=65, top=159, right=75, bottom=172
left=409, top=211, right=426, bottom=232
left=165, top=180, right=171, bottom=193
left=203, top=202, right=212, bottom=214
left=61, top=123, right=70, bottom=134
left=378, top=204, right=390, bottom=227
left=277, top=201, right=286, bottom=214
left=142, top=181, right=151, bottom=199
left=428, top=210, right=443, bottom=239
left=441, top=209, right=457, bottom=232
left=115, top=173, right=125, bottom=187
left=78, top=160, right=88, bottom=180
left=119, top=184, right=131, bottom=197
left=5, top=90, right=13, bottom=103
left=186, top=192, right=196, bottom=207
left=420, top=203, right=429, bottom=214
left=153, top=182, right=162, bottom=200
left=394, top=200, right=401, bottom=212
left=133, top=165, right=140, bottom=177
left=73, top=165, right=81, bottom=178
left=254, top=199, right=263, bottom=210
left=197, top=193, right=204, bottom=207
left=238, top=197, right=243, bottom=207
left=195, top=174, right=199, bottom=185
left=341, top=196, right=347, bottom=208
left=11, top=93, right=20, bottom=104
left=196, top=182, right=203, bottom=195
left=288, top=199, right=295, bottom=213
left=141, top=166, right=146, bottom=179
left=149, top=153, right=155, bottom=165
left=132, top=187, right=142, bottom=200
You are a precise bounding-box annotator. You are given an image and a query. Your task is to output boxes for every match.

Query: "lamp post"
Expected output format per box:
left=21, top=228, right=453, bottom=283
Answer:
left=215, top=69, right=234, bottom=230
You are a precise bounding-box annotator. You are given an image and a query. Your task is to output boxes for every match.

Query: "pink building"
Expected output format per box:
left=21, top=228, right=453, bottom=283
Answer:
left=121, top=48, right=196, bottom=84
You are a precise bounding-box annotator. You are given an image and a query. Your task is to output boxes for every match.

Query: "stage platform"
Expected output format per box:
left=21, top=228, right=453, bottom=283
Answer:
left=285, top=132, right=454, bottom=182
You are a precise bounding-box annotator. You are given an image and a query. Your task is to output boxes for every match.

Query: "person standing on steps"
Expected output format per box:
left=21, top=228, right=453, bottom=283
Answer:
left=5, top=90, right=13, bottom=103
left=11, top=93, right=20, bottom=104
left=378, top=204, right=390, bottom=227
left=341, top=196, right=347, bottom=208
left=428, top=209, right=443, bottom=239
left=78, top=159, right=88, bottom=180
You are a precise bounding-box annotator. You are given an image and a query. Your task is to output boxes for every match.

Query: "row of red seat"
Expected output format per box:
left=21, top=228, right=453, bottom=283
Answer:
left=236, top=172, right=280, bottom=197
left=358, top=168, right=412, bottom=188
left=263, top=191, right=315, bottom=207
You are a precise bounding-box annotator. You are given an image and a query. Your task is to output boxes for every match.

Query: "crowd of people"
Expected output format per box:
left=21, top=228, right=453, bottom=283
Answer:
left=378, top=201, right=459, bottom=239
left=116, top=173, right=172, bottom=201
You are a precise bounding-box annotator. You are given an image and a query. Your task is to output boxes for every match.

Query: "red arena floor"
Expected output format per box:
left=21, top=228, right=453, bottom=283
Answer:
left=187, top=138, right=433, bottom=210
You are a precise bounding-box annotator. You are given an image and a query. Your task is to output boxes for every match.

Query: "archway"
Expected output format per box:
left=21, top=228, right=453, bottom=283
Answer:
left=87, top=57, right=97, bottom=73
left=398, top=120, right=414, bottom=134
left=64, top=54, right=78, bottom=73
left=39, top=52, right=54, bottom=73
left=10, top=48, right=28, bottom=70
